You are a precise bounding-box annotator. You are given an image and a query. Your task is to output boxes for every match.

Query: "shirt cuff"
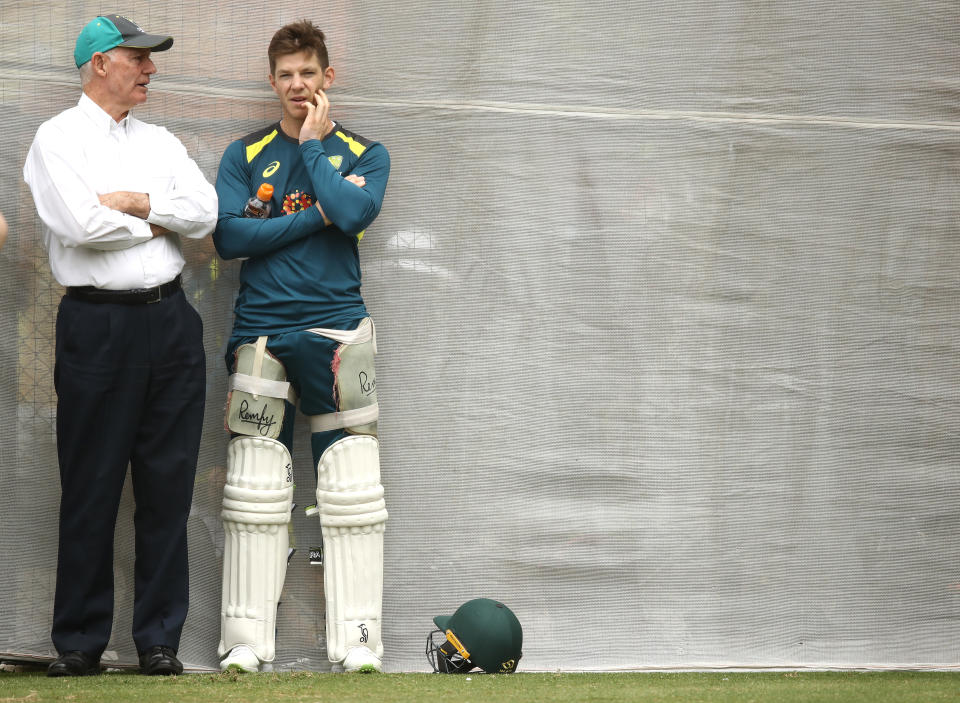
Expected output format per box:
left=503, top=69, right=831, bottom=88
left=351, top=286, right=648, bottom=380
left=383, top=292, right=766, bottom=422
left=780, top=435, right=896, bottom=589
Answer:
left=301, top=139, right=327, bottom=155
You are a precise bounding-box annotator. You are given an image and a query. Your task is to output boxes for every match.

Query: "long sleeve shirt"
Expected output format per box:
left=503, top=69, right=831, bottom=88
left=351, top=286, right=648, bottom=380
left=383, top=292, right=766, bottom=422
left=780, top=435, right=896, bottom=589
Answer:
left=23, top=93, right=217, bottom=289
left=214, top=122, right=389, bottom=335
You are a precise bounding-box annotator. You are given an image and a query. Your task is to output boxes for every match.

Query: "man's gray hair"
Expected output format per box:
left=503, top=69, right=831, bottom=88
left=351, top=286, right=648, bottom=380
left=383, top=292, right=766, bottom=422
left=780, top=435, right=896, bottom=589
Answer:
left=78, top=47, right=119, bottom=86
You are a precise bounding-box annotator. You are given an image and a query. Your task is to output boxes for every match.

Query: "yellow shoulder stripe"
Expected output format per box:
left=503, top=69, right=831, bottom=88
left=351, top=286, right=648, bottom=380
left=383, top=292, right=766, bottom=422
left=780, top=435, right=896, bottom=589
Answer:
left=335, top=131, right=366, bottom=157
left=246, top=130, right=278, bottom=162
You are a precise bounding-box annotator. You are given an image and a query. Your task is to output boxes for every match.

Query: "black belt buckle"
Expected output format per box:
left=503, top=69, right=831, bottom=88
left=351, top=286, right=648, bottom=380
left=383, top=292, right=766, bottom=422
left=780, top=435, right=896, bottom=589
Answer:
left=142, top=274, right=180, bottom=303
left=66, top=275, right=180, bottom=305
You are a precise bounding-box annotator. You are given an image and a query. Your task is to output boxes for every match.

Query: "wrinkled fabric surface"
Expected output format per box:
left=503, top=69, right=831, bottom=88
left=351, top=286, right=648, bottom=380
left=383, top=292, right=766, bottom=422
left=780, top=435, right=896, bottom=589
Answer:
left=0, top=0, right=958, bottom=672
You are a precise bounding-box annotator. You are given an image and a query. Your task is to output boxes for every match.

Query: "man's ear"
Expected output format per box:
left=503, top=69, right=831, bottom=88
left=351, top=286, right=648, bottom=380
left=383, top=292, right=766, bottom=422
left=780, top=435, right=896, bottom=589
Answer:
left=323, top=66, right=335, bottom=91
left=92, top=52, right=108, bottom=76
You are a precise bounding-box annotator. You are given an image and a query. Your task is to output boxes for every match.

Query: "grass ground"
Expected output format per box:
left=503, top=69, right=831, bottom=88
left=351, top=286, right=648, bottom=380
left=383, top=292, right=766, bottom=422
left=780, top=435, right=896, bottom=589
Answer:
left=0, top=670, right=957, bottom=703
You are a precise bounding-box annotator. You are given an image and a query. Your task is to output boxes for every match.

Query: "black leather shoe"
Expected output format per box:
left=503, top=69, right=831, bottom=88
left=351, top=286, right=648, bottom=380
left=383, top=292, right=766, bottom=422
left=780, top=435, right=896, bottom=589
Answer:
left=139, top=645, right=183, bottom=675
left=47, top=651, right=100, bottom=677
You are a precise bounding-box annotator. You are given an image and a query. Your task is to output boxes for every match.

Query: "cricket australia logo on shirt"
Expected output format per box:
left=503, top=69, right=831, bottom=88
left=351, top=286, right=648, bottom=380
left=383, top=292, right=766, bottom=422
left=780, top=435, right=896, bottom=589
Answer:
left=328, top=155, right=343, bottom=171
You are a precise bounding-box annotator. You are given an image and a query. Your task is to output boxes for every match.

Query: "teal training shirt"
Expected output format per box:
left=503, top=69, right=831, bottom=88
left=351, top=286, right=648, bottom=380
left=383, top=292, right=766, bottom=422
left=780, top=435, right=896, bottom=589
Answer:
left=214, top=121, right=390, bottom=335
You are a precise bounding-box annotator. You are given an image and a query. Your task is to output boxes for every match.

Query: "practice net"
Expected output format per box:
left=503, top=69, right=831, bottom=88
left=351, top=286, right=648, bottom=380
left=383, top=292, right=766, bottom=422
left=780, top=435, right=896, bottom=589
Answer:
left=0, top=0, right=958, bottom=671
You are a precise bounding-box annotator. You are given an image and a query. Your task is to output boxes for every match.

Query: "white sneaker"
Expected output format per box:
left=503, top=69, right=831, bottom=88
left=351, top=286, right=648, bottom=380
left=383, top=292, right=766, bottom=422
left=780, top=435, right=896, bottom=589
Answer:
left=340, top=646, right=382, bottom=673
left=220, top=645, right=261, bottom=673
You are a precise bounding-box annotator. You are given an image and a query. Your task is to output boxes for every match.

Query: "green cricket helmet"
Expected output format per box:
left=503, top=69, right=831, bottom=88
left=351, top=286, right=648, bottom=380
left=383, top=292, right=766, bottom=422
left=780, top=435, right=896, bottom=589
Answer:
left=425, top=598, right=523, bottom=674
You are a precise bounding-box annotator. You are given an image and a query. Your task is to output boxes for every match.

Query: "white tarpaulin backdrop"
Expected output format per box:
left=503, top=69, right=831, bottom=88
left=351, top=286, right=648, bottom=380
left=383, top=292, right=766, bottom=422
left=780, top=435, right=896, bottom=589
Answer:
left=1, top=0, right=958, bottom=672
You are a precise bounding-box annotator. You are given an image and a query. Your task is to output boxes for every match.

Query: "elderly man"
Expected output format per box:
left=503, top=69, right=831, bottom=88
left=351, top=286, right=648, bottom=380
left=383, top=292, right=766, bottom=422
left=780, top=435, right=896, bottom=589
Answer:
left=23, top=14, right=217, bottom=677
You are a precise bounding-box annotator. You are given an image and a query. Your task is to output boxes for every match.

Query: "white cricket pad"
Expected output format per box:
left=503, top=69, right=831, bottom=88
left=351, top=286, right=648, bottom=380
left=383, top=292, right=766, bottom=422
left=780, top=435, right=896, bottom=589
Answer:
left=317, top=435, right=388, bottom=665
left=219, top=436, right=294, bottom=666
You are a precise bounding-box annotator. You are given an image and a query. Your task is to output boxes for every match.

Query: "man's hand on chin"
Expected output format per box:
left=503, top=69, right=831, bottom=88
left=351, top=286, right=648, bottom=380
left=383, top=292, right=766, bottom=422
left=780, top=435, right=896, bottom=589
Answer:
left=299, top=89, right=333, bottom=144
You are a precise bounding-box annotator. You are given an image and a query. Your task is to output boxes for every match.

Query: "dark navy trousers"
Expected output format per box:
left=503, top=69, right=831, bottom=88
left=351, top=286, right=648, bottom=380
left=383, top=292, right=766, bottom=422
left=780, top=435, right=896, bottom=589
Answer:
left=51, top=289, right=205, bottom=658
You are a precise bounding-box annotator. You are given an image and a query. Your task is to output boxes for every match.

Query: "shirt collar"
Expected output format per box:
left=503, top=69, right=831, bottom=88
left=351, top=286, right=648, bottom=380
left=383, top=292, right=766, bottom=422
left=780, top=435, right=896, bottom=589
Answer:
left=78, top=93, right=131, bottom=134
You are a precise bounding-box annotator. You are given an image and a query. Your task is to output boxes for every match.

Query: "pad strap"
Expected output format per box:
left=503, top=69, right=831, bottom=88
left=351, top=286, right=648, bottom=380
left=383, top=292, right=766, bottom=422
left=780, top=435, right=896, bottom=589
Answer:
left=307, top=317, right=377, bottom=352
left=309, top=403, right=380, bottom=433
left=253, top=336, right=268, bottom=376
left=228, top=373, right=298, bottom=405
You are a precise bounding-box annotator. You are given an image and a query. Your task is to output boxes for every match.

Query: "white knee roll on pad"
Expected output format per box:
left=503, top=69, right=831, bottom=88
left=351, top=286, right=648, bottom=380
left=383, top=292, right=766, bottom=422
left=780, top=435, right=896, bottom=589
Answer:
left=317, top=435, right=388, bottom=665
left=219, top=436, right=294, bottom=664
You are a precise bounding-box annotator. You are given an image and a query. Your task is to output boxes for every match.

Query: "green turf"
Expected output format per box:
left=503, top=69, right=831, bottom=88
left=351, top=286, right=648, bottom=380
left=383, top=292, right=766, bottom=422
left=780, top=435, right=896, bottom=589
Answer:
left=0, top=670, right=957, bottom=703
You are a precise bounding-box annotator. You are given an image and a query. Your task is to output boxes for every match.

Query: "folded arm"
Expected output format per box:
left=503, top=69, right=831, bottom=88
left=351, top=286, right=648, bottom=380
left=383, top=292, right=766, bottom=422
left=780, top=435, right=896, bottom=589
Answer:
left=298, top=90, right=390, bottom=238
left=213, top=139, right=326, bottom=260
left=97, top=191, right=169, bottom=236
left=139, top=132, right=218, bottom=239
left=23, top=123, right=217, bottom=249
left=300, top=140, right=390, bottom=237
left=24, top=126, right=153, bottom=251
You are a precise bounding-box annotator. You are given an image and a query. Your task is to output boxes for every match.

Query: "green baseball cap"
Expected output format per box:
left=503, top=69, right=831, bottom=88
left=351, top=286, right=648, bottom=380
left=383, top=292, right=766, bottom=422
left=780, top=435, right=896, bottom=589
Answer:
left=74, top=14, right=173, bottom=68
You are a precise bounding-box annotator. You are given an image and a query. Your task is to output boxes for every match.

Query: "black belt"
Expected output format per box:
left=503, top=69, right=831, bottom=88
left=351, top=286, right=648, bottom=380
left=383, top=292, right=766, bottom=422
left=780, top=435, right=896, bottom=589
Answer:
left=66, top=275, right=182, bottom=305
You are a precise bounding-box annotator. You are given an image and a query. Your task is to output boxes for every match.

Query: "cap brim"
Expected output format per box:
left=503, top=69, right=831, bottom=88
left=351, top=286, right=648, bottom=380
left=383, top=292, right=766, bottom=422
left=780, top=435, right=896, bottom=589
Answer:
left=433, top=615, right=452, bottom=630
left=118, top=35, right=173, bottom=52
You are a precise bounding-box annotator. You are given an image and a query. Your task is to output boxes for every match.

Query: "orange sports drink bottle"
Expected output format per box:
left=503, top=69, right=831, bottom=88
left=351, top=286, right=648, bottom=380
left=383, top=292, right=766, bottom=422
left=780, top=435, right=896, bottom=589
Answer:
left=243, top=183, right=274, bottom=218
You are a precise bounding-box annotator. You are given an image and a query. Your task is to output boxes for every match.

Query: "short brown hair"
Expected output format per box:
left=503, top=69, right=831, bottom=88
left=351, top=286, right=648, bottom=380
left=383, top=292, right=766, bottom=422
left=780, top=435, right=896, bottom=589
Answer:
left=268, top=20, right=329, bottom=74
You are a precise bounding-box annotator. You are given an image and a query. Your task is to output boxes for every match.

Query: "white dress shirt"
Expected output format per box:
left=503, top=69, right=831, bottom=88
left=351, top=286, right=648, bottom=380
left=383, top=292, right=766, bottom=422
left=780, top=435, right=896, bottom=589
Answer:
left=23, top=93, right=217, bottom=289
